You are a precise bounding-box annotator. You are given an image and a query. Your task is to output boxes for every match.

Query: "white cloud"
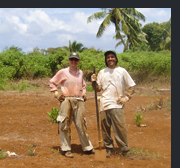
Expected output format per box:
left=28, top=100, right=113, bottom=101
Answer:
left=136, top=8, right=171, bottom=25
left=57, top=34, right=75, bottom=44
left=7, top=16, right=28, bottom=34
left=0, top=22, right=13, bottom=35
left=0, top=8, right=171, bottom=53
left=64, top=11, right=98, bottom=34
left=23, top=9, right=68, bottom=35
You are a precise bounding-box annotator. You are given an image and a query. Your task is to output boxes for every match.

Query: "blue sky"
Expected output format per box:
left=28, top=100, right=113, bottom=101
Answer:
left=0, top=8, right=171, bottom=54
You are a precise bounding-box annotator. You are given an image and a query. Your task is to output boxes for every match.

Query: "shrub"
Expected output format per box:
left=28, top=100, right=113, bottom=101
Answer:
left=47, top=107, right=59, bottom=123
left=134, top=112, right=143, bottom=126
left=0, top=48, right=171, bottom=89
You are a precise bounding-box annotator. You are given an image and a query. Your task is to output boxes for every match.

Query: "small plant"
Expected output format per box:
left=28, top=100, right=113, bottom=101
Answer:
left=0, top=151, right=7, bottom=159
left=53, top=153, right=60, bottom=156
left=0, top=147, right=7, bottom=159
left=134, top=112, right=143, bottom=126
left=27, top=149, right=36, bottom=156
left=47, top=107, right=59, bottom=123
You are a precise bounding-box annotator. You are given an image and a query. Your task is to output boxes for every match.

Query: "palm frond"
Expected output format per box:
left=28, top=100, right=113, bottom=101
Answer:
left=96, top=14, right=111, bottom=37
left=113, top=32, right=126, bottom=40
left=115, top=41, right=123, bottom=48
left=87, top=11, right=107, bottom=23
left=122, top=8, right=146, bottom=22
left=121, top=20, right=129, bottom=35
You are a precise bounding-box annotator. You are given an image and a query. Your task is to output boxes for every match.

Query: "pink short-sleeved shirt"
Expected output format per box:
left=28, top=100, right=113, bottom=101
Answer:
left=50, top=67, right=86, bottom=97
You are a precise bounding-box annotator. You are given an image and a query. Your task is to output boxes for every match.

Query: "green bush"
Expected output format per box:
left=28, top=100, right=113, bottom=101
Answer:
left=129, top=50, right=171, bottom=76
left=0, top=48, right=171, bottom=90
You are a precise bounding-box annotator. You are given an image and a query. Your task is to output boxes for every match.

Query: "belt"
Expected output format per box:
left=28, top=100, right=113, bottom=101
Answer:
left=65, top=96, right=84, bottom=101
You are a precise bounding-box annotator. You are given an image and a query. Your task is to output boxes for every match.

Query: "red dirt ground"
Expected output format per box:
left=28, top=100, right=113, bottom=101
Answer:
left=0, top=82, right=171, bottom=168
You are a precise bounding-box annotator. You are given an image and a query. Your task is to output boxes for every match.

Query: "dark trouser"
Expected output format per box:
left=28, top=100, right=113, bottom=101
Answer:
left=100, top=108, right=130, bottom=153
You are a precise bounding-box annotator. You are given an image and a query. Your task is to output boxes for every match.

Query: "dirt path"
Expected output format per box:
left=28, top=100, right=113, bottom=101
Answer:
left=0, top=87, right=171, bottom=168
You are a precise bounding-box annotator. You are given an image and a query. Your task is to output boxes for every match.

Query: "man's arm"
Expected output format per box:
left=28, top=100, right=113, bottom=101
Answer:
left=92, top=81, right=101, bottom=92
left=125, top=86, right=135, bottom=99
left=117, top=86, right=135, bottom=105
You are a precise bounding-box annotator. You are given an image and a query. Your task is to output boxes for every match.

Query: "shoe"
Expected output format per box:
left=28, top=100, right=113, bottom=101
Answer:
left=123, top=151, right=134, bottom=160
left=64, top=151, right=73, bottom=158
left=106, top=148, right=112, bottom=158
left=84, top=148, right=95, bottom=155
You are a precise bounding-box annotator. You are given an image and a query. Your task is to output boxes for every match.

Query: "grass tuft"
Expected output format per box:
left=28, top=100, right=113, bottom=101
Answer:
left=0, top=151, right=8, bottom=159
left=130, top=147, right=164, bottom=159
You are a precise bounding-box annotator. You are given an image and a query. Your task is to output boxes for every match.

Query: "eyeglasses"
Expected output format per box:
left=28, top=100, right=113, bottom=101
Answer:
left=69, top=58, right=79, bottom=62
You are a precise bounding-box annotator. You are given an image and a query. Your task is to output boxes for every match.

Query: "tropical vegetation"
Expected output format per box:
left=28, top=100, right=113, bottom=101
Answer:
left=142, top=18, right=171, bottom=51
left=0, top=46, right=171, bottom=90
left=69, top=40, right=87, bottom=52
left=87, top=8, right=146, bottom=51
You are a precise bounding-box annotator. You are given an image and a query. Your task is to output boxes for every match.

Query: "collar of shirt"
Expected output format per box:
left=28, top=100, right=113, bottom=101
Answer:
left=68, top=67, right=80, bottom=75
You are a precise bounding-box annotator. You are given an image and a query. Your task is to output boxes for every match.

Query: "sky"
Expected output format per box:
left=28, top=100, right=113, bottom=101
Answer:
left=0, top=8, right=171, bottom=54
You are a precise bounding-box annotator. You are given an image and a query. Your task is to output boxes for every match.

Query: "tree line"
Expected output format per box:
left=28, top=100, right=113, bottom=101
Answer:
left=0, top=47, right=171, bottom=88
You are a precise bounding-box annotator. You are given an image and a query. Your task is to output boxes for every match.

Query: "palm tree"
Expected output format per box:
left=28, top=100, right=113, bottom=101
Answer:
left=160, top=18, right=171, bottom=50
left=69, top=40, right=87, bottom=52
left=87, top=8, right=146, bottom=51
left=114, top=31, right=148, bottom=52
left=9, top=45, right=22, bottom=51
left=160, top=29, right=171, bottom=50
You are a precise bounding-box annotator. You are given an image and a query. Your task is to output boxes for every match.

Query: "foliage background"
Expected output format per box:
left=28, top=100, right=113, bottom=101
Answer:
left=0, top=47, right=171, bottom=90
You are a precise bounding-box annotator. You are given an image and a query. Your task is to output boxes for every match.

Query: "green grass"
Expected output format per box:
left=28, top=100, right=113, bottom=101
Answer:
left=130, top=147, right=164, bottom=159
left=0, top=79, right=43, bottom=91
left=10, top=80, right=37, bottom=91
left=86, top=85, right=94, bottom=92
left=53, top=153, right=60, bottom=156
left=0, top=148, right=8, bottom=159
left=114, top=146, right=164, bottom=160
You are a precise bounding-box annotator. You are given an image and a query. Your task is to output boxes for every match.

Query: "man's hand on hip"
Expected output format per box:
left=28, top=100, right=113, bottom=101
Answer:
left=54, top=91, right=65, bottom=102
left=117, top=96, right=129, bottom=105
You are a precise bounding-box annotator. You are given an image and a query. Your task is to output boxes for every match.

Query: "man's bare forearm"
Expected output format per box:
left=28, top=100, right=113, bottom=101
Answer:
left=125, top=86, right=135, bottom=99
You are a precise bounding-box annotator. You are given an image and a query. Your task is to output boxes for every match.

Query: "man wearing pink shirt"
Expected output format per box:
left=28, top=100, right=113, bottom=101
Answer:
left=50, top=52, right=94, bottom=158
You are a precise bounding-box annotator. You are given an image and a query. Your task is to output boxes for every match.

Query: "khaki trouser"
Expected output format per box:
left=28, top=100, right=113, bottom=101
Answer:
left=57, top=97, right=93, bottom=152
left=100, top=108, right=130, bottom=153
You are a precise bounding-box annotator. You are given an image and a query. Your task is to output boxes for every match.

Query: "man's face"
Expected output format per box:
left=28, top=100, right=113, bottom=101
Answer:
left=106, top=53, right=117, bottom=68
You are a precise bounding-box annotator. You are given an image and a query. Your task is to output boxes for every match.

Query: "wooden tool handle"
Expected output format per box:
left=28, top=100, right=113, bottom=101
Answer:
left=93, top=66, right=101, bottom=149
